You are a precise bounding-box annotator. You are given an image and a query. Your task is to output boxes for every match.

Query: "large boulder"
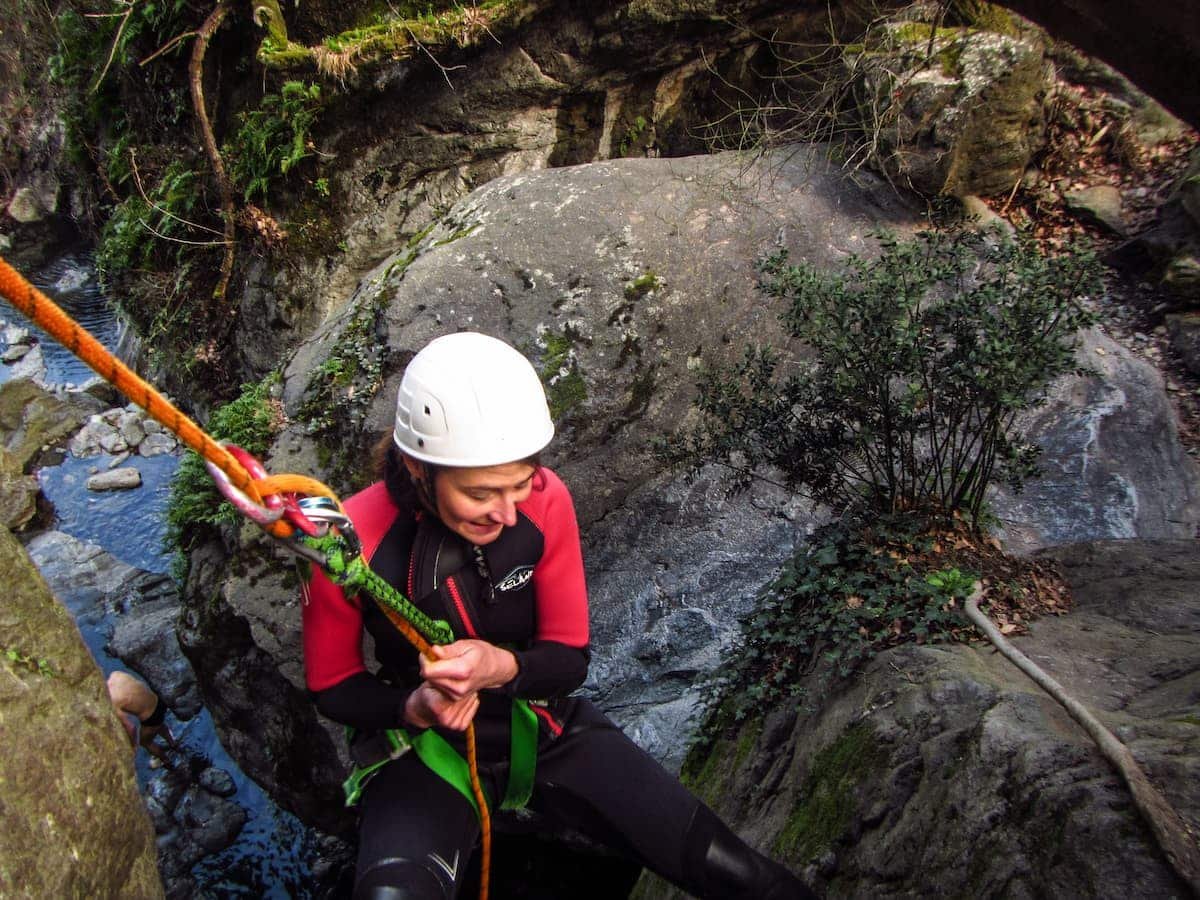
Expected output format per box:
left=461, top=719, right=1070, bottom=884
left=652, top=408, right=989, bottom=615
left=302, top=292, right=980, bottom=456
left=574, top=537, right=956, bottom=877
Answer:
left=228, top=0, right=887, bottom=376
left=0, top=525, right=162, bottom=898
left=994, top=328, right=1200, bottom=552
left=855, top=23, right=1051, bottom=197
left=639, top=538, right=1199, bottom=898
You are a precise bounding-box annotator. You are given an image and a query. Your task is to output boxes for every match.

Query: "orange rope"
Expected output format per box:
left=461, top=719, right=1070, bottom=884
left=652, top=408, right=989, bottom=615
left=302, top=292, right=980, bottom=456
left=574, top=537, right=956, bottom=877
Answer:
left=466, top=724, right=491, bottom=900
left=254, top=474, right=340, bottom=503
left=0, top=255, right=290, bottom=538
left=375, top=603, right=492, bottom=900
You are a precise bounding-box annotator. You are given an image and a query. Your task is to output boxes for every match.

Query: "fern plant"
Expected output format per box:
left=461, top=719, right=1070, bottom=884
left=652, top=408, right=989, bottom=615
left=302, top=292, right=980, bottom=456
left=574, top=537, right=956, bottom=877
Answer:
left=226, top=81, right=323, bottom=203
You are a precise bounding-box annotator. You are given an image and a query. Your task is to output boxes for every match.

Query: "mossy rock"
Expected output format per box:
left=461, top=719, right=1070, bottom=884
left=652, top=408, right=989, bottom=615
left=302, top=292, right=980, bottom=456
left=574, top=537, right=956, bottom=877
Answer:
left=772, top=722, right=887, bottom=865
left=0, top=378, right=103, bottom=470
left=0, top=526, right=163, bottom=897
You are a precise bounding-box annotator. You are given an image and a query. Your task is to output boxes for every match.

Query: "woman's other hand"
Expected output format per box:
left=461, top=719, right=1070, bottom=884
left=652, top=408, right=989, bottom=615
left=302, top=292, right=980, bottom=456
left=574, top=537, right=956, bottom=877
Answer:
left=404, top=682, right=480, bottom=731
left=419, top=640, right=519, bottom=700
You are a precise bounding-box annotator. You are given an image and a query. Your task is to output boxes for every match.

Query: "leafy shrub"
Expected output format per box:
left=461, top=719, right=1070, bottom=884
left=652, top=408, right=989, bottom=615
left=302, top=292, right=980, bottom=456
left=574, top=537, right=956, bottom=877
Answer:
left=97, top=160, right=202, bottom=277
left=165, top=375, right=286, bottom=557
left=659, top=226, right=1101, bottom=528
left=226, top=81, right=323, bottom=203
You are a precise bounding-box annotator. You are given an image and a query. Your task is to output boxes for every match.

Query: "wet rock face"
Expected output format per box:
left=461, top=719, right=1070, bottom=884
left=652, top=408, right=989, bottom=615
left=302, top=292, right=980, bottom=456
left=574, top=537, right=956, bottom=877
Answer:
left=150, top=756, right=249, bottom=894
left=21, top=528, right=342, bottom=897
left=0, top=377, right=104, bottom=529
left=0, top=526, right=162, bottom=899
left=177, top=538, right=352, bottom=836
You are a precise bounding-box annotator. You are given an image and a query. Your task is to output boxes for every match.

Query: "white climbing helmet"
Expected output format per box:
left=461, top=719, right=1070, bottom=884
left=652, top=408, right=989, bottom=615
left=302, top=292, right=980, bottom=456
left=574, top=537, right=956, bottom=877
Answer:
left=393, top=332, right=555, bottom=467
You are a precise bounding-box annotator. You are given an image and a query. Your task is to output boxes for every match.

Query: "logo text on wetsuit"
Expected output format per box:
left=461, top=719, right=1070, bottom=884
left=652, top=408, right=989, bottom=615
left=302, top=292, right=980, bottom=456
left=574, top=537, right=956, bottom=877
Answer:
left=495, top=566, right=534, bottom=592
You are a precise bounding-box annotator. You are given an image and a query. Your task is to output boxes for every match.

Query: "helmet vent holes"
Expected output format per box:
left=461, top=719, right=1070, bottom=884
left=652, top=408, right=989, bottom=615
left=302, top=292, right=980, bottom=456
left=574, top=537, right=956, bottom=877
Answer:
left=418, top=439, right=425, bottom=447
left=424, top=405, right=431, bottom=415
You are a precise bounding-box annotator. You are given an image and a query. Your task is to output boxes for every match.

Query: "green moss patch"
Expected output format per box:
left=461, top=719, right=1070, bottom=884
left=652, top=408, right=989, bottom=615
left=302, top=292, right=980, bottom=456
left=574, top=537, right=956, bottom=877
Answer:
left=532, top=328, right=588, bottom=422
left=2, top=646, right=57, bottom=678
left=680, top=713, right=762, bottom=809
left=773, top=723, right=886, bottom=863
left=257, top=0, right=526, bottom=75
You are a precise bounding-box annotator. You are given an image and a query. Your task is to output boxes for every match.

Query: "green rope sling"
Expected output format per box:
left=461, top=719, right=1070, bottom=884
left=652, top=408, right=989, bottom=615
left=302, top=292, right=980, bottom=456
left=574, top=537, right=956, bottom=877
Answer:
left=307, top=532, right=539, bottom=812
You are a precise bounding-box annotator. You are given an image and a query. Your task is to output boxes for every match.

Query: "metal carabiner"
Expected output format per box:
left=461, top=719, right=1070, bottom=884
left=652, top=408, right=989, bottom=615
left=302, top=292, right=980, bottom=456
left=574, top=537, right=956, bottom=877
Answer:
left=205, top=444, right=285, bottom=529
left=205, top=443, right=325, bottom=538
left=296, top=496, right=362, bottom=558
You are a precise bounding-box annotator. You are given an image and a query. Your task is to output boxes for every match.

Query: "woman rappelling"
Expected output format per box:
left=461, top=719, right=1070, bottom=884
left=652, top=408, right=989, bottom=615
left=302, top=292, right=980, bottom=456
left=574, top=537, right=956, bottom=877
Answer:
left=301, top=331, right=817, bottom=899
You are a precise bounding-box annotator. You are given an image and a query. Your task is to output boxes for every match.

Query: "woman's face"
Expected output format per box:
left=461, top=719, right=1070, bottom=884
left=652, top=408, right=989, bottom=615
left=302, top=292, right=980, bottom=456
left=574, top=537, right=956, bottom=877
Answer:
left=406, top=458, right=537, bottom=545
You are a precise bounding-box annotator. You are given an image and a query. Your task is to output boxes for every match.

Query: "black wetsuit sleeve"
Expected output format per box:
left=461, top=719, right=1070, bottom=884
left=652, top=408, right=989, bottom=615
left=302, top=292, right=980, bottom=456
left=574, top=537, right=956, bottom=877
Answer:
left=506, top=640, right=590, bottom=699
left=311, top=671, right=415, bottom=732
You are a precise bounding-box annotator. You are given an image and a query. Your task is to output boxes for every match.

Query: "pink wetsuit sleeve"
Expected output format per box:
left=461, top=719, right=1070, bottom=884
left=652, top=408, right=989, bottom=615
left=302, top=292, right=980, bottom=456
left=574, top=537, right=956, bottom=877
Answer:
left=527, top=469, right=590, bottom=647
left=302, top=567, right=366, bottom=691
left=301, top=482, right=398, bottom=692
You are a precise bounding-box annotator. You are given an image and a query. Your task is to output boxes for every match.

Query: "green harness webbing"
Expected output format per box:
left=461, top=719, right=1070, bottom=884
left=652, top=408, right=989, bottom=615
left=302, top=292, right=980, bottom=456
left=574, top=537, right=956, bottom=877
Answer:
left=342, top=700, right=539, bottom=811
left=305, top=532, right=539, bottom=814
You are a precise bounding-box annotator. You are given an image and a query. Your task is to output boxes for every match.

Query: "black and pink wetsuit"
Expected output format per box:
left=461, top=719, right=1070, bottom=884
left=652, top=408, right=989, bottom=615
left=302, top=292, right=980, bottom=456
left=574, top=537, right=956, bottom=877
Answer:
left=302, top=467, right=815, bottom=900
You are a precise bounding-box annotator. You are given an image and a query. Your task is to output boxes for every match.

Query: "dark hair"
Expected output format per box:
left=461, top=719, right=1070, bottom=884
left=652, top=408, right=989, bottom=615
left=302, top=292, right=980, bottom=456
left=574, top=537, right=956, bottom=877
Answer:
left=374, top=434, right=434, bottom=511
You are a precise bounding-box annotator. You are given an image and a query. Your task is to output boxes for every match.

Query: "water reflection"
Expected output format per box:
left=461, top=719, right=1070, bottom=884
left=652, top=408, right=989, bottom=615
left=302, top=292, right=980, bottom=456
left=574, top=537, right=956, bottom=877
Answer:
left=38, top=452, right=178, bottom=574
left=0, top=251, right=122, bottom=386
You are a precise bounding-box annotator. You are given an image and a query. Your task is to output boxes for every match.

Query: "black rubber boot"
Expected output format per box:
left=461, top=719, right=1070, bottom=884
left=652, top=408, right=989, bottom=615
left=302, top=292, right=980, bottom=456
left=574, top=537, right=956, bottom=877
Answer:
left=682, top=805, right=819, bottom=900
left=353, top=858, right=450, bottom=900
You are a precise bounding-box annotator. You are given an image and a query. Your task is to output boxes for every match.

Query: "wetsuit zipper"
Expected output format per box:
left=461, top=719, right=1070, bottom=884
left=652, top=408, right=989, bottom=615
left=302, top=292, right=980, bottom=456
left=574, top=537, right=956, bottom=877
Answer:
left=445, top=576, right=480, bottom=638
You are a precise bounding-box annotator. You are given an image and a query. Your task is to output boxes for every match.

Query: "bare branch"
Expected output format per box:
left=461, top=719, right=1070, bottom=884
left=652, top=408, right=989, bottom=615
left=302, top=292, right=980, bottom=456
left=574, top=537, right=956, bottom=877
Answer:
left=965, top=588, right=1200, bottom=893
left=189, top=0, right=237, bottom=301
left=128, top=148, right=226, bottom=238
left=407, top=27, right=466, bottom=89
left=136, top=218, right=229, bottom=247
left=140, top=30, right=197, bottom=66
left=90, top=0, right=137, bottom=95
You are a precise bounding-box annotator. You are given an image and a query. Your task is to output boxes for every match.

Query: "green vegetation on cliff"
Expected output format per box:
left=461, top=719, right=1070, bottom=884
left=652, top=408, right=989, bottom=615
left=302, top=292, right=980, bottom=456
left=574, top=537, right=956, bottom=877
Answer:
left=257, top=0, right=529, bottom=75
left=661, top=227, right=1100, bottom=527
left=226, top=81, right=325, bottom=203
left=773, top=723, right=887, bottom=862
left=166, top=375, right=287, bottom=558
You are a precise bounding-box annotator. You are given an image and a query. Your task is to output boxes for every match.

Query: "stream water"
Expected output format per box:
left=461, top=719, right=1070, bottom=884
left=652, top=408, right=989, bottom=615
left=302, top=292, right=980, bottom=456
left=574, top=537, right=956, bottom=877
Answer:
left=1, top=252, right=325, bottom=897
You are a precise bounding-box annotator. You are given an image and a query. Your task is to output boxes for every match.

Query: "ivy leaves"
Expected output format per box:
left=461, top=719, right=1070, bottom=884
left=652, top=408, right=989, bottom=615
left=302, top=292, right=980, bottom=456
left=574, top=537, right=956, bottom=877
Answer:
left=707, top=515, right=979, bottom=725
